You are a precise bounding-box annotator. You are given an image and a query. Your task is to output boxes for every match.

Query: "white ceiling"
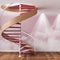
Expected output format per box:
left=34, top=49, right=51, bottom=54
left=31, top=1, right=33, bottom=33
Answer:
left=0, top=0, right=60, bottom=9
left=0, top=0, right=60, bottom=13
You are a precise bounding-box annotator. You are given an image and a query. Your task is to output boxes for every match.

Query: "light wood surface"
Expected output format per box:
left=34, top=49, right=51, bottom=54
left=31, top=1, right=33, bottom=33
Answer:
left=0, top=52, right=60, bottom=60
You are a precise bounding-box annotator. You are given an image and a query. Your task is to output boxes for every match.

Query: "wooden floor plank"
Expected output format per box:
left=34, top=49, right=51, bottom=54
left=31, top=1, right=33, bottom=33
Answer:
left=0, top=52, right=60, bottom=60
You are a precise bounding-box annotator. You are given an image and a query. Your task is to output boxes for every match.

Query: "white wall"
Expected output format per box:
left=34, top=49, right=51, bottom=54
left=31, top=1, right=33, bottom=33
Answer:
left=0, top=6, right=60, bottom=52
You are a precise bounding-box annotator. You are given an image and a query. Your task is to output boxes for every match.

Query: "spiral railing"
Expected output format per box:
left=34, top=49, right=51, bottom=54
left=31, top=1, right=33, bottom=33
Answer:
left=0, top=3, right=37, bottom=56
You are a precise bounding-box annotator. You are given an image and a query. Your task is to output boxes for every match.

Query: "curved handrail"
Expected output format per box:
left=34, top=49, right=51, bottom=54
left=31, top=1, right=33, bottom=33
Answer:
left=22, top=30, right=36, bottom=41
left=0, top=4, right=37, bottom=36
left=0, top=3, right=37, bottom=54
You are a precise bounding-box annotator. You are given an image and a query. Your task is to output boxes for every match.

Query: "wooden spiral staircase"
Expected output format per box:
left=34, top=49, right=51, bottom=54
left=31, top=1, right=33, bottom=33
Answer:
left=0, top=3, right=37, bottom=55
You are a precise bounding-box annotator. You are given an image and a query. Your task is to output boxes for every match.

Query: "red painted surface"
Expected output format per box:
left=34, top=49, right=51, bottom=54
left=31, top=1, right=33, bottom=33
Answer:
left=9, top=4, right=35, bottom=10
left=21, top=4, right=35, bottom=9
left=9, top=5, right=19, bottom=9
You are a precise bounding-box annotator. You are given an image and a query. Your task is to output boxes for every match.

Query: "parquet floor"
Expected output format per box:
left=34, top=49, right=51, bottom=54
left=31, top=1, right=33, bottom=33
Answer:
left=0, top=52, right=60, bottom=60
